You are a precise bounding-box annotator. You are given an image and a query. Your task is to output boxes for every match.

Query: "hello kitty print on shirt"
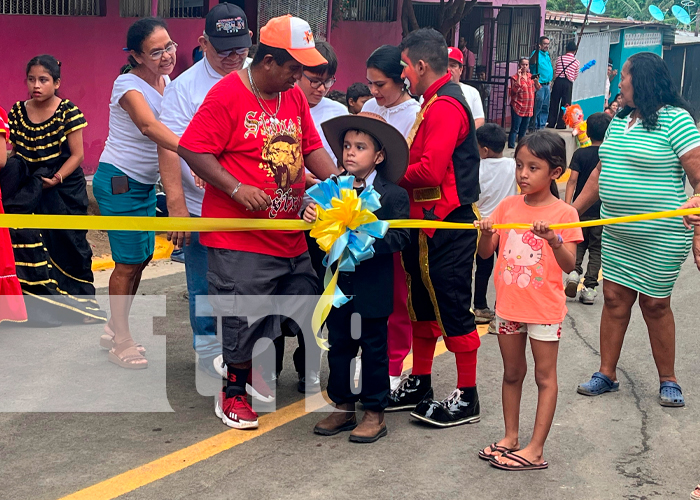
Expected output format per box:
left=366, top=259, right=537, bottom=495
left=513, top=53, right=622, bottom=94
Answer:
left=502, top=229, right=545, bottom=289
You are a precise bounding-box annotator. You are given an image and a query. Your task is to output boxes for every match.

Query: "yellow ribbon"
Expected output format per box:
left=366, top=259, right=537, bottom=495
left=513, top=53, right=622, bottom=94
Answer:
left=309, top=189, right=380, bottom=253
left=3, top=206, right=698, bottom=351
left=0, top=206, right=698, bottom=232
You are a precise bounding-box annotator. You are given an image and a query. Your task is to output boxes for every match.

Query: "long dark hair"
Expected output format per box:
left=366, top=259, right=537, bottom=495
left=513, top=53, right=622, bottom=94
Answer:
left=126, top=17, right=168, bottom=67
left=514, top=131, right=567, bottom=198
left=618, top=52, right=696, bottom=131
left=366, top=45, right=405, bottom=86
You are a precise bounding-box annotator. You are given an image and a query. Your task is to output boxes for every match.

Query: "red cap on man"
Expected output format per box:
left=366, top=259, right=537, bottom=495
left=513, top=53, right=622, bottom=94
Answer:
left=447, top=47, right=464, bottom=66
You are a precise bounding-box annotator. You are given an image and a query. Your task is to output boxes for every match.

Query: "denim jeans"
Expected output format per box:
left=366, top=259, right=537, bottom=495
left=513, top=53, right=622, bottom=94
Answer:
left=183, top=215, right=219, bottom=359
left=509, top=107, right=531, bottom=148
left=532, top=85, right=550, bottom=129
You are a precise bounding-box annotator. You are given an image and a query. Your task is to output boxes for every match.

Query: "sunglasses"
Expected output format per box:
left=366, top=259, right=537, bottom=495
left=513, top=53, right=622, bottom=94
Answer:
left=216, top=47, right=249, bottom=58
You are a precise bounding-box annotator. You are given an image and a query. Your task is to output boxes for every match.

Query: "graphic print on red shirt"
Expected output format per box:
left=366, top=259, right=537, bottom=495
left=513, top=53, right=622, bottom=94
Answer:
left=179, top=72, right=323, bottom=258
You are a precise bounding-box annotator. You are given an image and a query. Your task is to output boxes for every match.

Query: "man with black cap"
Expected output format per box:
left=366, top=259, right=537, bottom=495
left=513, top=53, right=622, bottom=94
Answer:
left=158, top=3, right=255, bottom=388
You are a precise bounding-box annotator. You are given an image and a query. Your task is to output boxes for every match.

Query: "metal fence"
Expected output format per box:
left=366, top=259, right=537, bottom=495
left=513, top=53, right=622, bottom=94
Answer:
left=341, top=0, right=396, bottom=22
left=1, top=0, right=99, bottom=15
left=158, top=0, right=205, bottom=18
left=119, top=0, right=149, bottom=17
left=258, top=0, right=328, bottom=40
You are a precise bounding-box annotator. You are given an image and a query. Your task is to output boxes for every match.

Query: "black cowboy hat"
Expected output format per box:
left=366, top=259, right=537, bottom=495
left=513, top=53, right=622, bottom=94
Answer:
left=321, top=112, right=409, bottom=184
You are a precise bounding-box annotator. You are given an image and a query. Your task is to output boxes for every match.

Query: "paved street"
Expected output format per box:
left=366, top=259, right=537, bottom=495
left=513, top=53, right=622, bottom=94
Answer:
left=1, top=255, right=698, bottom=500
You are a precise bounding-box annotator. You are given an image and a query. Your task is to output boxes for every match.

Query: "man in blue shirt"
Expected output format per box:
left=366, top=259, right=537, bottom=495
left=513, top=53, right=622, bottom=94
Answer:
left=528, top=36, right=552, bottom=130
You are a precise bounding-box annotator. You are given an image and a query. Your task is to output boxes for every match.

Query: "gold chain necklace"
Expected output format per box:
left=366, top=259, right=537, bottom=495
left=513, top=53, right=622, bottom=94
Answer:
left=247, top=66, right=281, bottom=124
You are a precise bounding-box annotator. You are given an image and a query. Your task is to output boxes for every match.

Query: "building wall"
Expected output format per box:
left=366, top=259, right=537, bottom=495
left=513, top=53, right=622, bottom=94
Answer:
left=0, top=0, right=216, bottom=173
left=331, top=0, right=547, bottom=91
left=609, top=27, right=663, bottom=93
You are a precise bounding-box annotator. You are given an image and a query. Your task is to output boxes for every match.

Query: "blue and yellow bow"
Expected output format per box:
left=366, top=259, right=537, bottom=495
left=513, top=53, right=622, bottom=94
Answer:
left=306, top=175, right=388, bottom=349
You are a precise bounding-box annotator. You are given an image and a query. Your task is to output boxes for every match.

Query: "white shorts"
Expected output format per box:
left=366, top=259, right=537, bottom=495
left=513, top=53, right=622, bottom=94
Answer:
left=493, top=315, right=561, bottom=342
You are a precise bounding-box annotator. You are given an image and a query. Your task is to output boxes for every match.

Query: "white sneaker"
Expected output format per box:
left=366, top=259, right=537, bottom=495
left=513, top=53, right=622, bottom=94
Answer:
left=579, top=287, right=598, bottom=305
left=213, top=354, right=227, bottom=378
left=565, top=271, right=580, bottom=298
left=390, top=375, right=403, bottom=392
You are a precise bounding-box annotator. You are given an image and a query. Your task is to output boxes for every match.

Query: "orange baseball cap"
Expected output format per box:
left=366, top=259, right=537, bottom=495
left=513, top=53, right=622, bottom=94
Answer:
left=260, top=15, right=327, bottom=67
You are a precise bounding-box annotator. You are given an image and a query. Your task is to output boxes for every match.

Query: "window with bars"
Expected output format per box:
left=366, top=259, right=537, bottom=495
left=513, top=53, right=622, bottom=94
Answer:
left=1, top=0, right=100, bottom=15
left=119, top=0, right=205, bottom=18
left=120, top=0, right=149, bottom=17
left=158, top=0, right=205, bottom=18
left=339, top=0, right=396, bottom=22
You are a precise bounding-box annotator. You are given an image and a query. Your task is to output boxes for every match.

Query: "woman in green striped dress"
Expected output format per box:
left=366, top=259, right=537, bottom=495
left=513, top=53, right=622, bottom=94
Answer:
left=572, top=53, right=700, bottom=407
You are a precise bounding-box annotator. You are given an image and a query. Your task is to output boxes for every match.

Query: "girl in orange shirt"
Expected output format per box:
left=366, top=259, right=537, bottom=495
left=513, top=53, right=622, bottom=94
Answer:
left=475, top=131, right=582, bottom=471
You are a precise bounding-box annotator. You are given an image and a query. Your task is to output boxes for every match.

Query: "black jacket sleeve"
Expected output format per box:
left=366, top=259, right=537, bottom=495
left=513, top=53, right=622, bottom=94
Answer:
left=373, top=185, right=410, bottom=255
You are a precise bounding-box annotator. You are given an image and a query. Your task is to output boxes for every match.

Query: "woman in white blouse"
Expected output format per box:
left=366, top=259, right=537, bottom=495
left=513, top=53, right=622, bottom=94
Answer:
left=93, top=17, right=180, bottom=369
left=362, top=45, right=419, bottom=391
left=362, top=45, right=420, bottom=138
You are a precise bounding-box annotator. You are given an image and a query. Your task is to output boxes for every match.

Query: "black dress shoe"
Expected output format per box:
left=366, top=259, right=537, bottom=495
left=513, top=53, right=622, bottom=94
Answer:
left=411, top=387, right=480, bottom=427
left=386, top=374, right=433, bottom=412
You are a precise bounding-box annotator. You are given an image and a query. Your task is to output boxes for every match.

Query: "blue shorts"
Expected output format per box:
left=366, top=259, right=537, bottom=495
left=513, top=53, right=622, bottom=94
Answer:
left=93, top=162, right=155, bottom=265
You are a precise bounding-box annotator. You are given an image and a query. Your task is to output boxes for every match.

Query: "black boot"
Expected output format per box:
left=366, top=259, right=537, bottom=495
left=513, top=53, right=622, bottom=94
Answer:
left=386, top=374, right=433, bottom=412
left=411, top=386, right=480, bottom=428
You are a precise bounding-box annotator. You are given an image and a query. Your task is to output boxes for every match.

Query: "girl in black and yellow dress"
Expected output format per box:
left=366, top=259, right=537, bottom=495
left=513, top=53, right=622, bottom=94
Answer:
left=1, top=55, right=105, bottom=326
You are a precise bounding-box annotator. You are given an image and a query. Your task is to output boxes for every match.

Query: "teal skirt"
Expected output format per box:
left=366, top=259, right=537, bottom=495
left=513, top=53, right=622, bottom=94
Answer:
left=93, top=162, right=156, bottom=265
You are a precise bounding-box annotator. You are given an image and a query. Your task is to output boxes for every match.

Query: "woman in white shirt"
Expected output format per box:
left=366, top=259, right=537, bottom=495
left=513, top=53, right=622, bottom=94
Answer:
left=362, top=45, right=420, bottom=138
left=92, top=18, right=180, bottom=369
left=361, top=45, right=420, bottom=391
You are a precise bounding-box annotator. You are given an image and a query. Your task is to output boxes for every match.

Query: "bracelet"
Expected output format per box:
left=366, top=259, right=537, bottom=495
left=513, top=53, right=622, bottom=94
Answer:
left=53, top=173, right=63, bottom=184
left=690, top=193, right=700, bottom=199
left=230, top=181, right=243, bottom=199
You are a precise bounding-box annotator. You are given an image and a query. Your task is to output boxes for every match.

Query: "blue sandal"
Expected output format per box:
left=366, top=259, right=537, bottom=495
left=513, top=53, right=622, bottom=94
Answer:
left=577, top=372, right=620, bottom=396
left=659, top=381, right=685, bottom=407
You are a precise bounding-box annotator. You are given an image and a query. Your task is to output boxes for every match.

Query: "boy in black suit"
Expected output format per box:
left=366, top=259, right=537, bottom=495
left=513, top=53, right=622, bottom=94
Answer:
left=305, top=112, right=410, bottom=443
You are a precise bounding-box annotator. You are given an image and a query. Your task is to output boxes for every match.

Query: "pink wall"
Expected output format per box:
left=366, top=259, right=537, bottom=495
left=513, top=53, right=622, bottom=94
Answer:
left=330, top=5, right=405, bottom=89
left=0, top=0, right=215, bottom=173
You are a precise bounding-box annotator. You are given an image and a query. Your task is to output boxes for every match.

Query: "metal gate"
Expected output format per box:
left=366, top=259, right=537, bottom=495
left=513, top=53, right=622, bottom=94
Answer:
left=459, top=5, right=541, bottom=127
left=258, top=0, right=328, bottom=40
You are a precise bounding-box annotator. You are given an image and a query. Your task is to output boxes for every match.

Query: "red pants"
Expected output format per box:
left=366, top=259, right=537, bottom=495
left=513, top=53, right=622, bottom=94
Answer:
left=387, top=252, right=412, bottom=376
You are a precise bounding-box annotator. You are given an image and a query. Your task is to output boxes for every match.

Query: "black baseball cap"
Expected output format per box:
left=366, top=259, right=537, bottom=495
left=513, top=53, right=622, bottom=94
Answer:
left=205, top=3, right=252, bottom=52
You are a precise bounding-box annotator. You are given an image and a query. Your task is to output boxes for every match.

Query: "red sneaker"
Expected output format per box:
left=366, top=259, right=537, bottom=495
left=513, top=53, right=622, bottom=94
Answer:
left=212, top=356, right=276, bottom=404
left=247, top=367, right=276, bottom=403
left=215, top=392, right=259, bottom=429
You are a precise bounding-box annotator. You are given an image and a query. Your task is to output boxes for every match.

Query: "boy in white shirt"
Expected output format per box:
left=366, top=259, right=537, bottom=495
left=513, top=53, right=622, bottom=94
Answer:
left=474, top=123, right=517, bottom=324
left=294, top=40, right=348, bottom=393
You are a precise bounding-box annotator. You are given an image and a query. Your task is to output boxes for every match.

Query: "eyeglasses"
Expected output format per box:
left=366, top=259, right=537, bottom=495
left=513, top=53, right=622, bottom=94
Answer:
left=302, top=73, right=336, bottom=90
left=149, top=42, right=178, bottom=61
left=216, top=47, right=249, bottom=58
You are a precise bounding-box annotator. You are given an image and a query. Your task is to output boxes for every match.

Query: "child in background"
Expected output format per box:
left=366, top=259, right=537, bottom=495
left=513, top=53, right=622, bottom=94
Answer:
left=476, top=131, right=582, bottom=471
left=474, top=123, right=518, bottom=325
left=346, top=82, right=373, bottom=114
left=296, top=40, right=348, bottom=393
left=564, top=112, right=612, bottom=304
left=327, top=90, right=348, bottom=107
left=308, top=112, right=410, bottom=443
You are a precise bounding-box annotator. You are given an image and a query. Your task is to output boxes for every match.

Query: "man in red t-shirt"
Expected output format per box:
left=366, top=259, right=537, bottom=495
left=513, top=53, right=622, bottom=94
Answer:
left=385, top=29, right=483, bottom=428
left=178, top=15, right=339, bottom=430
